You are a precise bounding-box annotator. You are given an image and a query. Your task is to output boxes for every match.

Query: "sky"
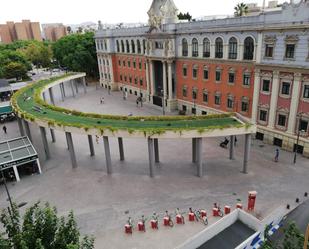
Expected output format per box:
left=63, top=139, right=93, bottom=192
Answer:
left=0, top=0, right=286, bottom=25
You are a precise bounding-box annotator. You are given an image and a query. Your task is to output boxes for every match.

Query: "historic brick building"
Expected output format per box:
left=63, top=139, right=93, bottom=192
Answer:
left=95, top=0, right=309, bottom=157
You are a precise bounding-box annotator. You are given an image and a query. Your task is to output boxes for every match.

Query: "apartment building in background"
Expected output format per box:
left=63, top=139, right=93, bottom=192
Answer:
left=96, top=0, right=309, bottom=157
left=0, top=20, right=42, bottom=44
left=42, top=23, right=67, bottom=41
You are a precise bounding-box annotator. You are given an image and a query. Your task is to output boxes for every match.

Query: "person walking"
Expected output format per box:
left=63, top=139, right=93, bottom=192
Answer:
left=136, top=98, right=139, bottom=107
left=3, top=125, right=7, bottom=134
left=274, top=148, right=279, bottom=162
left=102, top=97, right=105, bottom=104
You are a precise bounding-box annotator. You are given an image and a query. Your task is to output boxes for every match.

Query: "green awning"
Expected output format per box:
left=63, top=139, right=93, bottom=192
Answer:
left=0, top=105, right=13, bottom=115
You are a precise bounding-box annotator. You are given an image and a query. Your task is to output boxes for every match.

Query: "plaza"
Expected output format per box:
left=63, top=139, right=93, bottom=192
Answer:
left=1, top=84, right=308, bottom=248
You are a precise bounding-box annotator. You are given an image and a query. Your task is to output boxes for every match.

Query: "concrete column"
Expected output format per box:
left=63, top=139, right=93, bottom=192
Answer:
left=103, top=136, right=112, bottom=174
left=251, top=69, right=261, bottom=123
left=88, top=135, right=95, bottom=157
left=154, top=138, right=159, bottom=163
left=40, top=126, right=50, bottom=160
left=147, top=138, right=154, bottom=178
left=168, top=62, right=173, bottom=100
left=70, top=80, right=76, bottom=97
left=50, top=129, right=56, bottom=143
left=268, top=71, right=280, bottom=129
left=42, top=92, right=46, bottom=101
left=162, top=61, right=167, bottom=101
left=36, top=159, right=42, bottom=174
left=75, top=80, right=79, bottom=94
left=17, top=117, right=25, bottom=136
left=243, top=134, right=251, bottom=174
left=118, top=137, right=124, bottom=161
left=192, top=138, right=197, bottom=163
left=229, top=135, right=235, bottom=160
left=196, top=138, right=203, bottom=177
left=13, top=166, right=20, bottom=182
left=83, top=77, right=87, bottom=94
left=287, top=73, right=302, bottom=134
left=61, top=82, right=66, bottom=97
left=48, top=87, right=55, bottom=105
left=23, top=120, right=32, bottom=142
left=59, top=84, right=65, bottom=102
left=65, top=132, right=77, bottom=169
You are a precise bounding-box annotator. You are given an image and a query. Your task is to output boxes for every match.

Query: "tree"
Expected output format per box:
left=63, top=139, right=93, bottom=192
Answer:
left=177, top=12, right=192, bottom=21
left=67, top=26, right=72, bottom=34
left=0, top=202, right=94, bottom=249
left=234, top=3, right=249, bottom=17
left=3, top=62, right=28, bottom=79
left=52, top=32, right=98, bottom=78
left=283, top=222, right=305, bottom=249
left=21, top=42, right=53, bottom=68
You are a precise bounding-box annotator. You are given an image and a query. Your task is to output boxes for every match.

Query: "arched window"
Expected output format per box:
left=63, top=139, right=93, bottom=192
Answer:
left=215, top=37, right=223, bottom=58
left=203, top=38, right=210, bottom=58
left=131, top=40, right=135, bottom=53
left=137, top=40, right=141, bottom=54
left=143, top=40, right=146, bottom=54
left=121, top=40, right=125, bottom=53
left=116, top=40, right=120, bottom=53
left=126, top=40, right=130, bottom=53
left=243, top=37, right=254, bottom=60
left=228, top=37, right=238, bottom=59
left=192, top=38, right=199, bottom=57
left=182, top=38, right=188, bottom=56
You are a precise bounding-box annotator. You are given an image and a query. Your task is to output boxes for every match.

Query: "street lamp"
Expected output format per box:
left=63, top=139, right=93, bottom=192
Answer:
left=294, top=112, right=305, bottom=164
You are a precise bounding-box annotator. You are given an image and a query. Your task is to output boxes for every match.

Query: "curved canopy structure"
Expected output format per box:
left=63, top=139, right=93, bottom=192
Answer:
left=12, top=73, right=255, bottom=138
left=11, top=73, right=255, bottom=139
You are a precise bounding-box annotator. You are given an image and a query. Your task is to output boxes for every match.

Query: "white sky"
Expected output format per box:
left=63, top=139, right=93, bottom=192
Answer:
left=0, top=0, right=285, bottom=25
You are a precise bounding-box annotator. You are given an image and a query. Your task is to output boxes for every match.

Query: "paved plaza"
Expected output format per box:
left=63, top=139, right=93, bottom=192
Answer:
left=0, top=84, right=309, bottom=248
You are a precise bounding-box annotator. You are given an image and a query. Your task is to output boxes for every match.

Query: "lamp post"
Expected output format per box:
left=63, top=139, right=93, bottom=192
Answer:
left=294, top=112, right=305, bottom=164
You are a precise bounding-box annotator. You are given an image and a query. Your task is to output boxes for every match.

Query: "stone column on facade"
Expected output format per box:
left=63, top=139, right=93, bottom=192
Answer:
left=168, top=61, right=173, bottom=100
left=229, top=135, right=235, bottom=160
left=40, top=126, right=50, bottom=160
left=287, top=73, right=302, bottom=134
left=162, top=61, right=167, bottom=105
left=109, top=56, right=114, bottom=83
left=196, top=138, right=203, bottom=177
left=147, top=138, right=155, bottom=178
left=238, top=44, right=244, bottom=60
left=103, top=136, right=112, bottom=174
left=253, top=44, right=258, bottom=61
left=251, top=69, right=261, bottom=124
left=88, top=135, right=95, bottom=157
left=154, top=138, right=159, bottom=163
left=268, top=71, right=280, bottom=129
left=65, top=132, right=77, bottom=169
left=150, top=61, right=155, bottom=97
left=210, top=44, right=215, bottom=58
left=243, top=134, right=251, bottom=174
left=118, top=137, right=125, bottom=161
left=146, top=60, right=150, bottom=101
left=255, top=32, right=263, bottom=63
left=223, top=43, right=229, bottom=60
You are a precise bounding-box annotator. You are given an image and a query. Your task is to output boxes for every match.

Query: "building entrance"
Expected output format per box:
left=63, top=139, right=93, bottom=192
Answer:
left=153, top=61, right=163, bottom=107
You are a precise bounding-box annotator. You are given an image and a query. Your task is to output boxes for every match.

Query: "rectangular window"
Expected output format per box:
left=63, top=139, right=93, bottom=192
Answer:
left=124, top=76, right=127, bottom=82
left=215, top=96, right=221, bottom=105
left=265, top=45, right=273, bottom=58
left=262, top=80, right=270, bottom=92
left=118, top=60, right=121, bottom=66
left=140, top=79, right=143, bottom=86
left=285, top=44, right=295, bottom=59
left=281, top=82, right=291, bottom=95
left=203, top=69, right=208, bottom=80
left=241, top=101, right=249, bottom=112
left=203, top=92, right=208, bottom=103
left=183, top=67, right=187, bottom=77
left=278, top=114, right=287, bottom=127
left=133, top=61, right=136, bottom=68
left=259, top=110, right=267, bottom=121
left=299, top=120, right=308, bottom=132
left=182, top=87, right=187, bottom=97
left=228, top=73, right=235, bottom=84
left=129, top=76, right=132, bottom=83
left=120, top=75, right=123, bottom=81
left=243, top=74, right=250, bottom=86
left=139, top=62, right=142, bottom=70
left=192, top=90, right=197, bottom=99
left=303, top=85, right=309, bottom=98
left=134, top=78, right=138, bottom=84
left=123, top=61, right=126, bottom=67
left=192, top=68, right=198, bottom=79
left=216, top=71, right=221, bottom=82
left=128, top=61, right=131, bottom=68
left=227, top=98, right=233, bottom=109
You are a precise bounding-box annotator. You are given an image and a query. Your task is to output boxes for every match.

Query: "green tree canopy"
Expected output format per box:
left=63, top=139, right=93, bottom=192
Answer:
left=3, top=62, right=28, bottom=79
left=0, top=202, right=94, bottom=249
left=234, top=3, right=249, bottom=17
left=52, top=32, right=98, bottom=78
left=178, top=12, right=192, bottom=21
left=21, top=42, right=53, bottom=68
